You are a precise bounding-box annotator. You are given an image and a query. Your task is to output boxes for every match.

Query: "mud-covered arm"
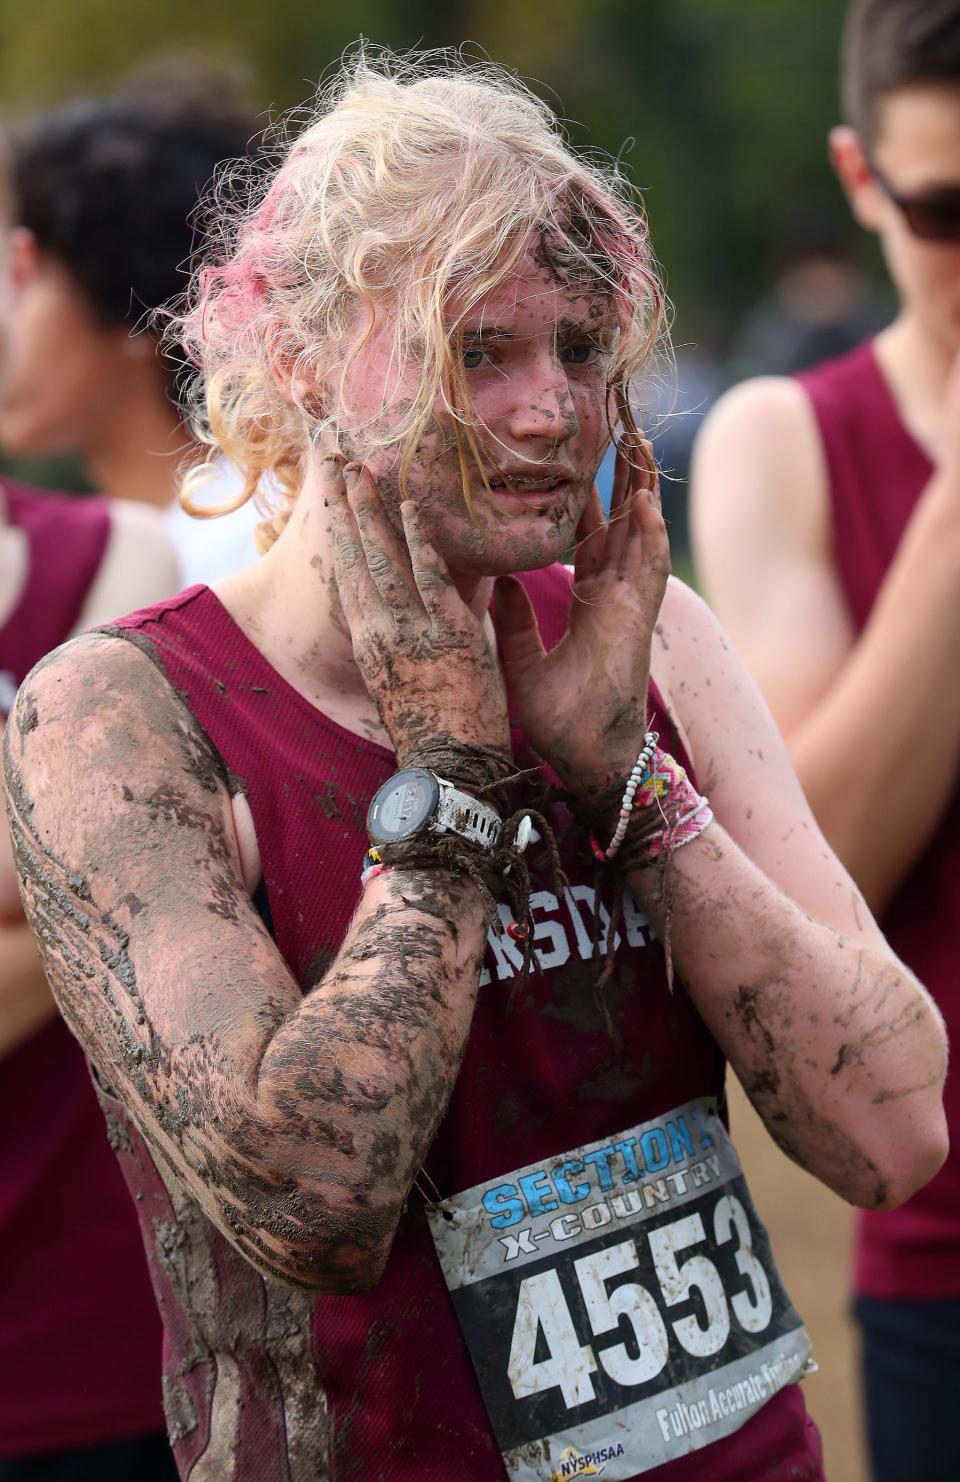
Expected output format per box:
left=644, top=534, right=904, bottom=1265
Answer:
left=495, top=443, right=947, bottom=1212
left=644, top=579, right=948, bottom=1212
left=0, top=719, right=57, bottom=1055
left=3, top=635, right=488, bottom=1293
left=0, top=724, right=16, bottom=918
left=0, top=855, right=15, bottom=927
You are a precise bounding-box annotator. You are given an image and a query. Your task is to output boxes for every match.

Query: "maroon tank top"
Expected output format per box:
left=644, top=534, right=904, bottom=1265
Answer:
left=98, top=575, right=822, bottom=1480
left=0, top=482, right=167, bottom=1454
left=798, top=341, right=960, bottom=1299
left=0, top=481, right=108, bottom=690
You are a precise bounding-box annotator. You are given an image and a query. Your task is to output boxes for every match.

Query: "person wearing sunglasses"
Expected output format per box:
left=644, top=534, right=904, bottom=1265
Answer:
left=692, top=3, right=960, bottom=1481
left=869, top=159, right=960, bottom=242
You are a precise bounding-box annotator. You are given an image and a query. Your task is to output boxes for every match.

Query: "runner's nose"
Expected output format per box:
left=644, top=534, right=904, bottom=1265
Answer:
left=505, top=354, right=580, bottom=445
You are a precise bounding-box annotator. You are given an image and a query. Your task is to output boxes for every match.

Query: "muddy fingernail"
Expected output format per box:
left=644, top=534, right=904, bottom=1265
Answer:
left=343, top=463, right=363, bottom=489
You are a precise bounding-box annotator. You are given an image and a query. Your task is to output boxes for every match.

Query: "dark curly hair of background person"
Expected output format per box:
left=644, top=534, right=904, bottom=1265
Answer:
left=10, top=83, right=259, bottom=330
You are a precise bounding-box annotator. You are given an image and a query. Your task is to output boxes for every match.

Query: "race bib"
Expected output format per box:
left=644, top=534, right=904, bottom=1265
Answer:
left=427, top=1098, right=812, bottom=1480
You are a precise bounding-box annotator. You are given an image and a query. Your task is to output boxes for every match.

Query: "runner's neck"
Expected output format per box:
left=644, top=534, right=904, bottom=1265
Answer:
left=873, top=313, right=956, bottom=463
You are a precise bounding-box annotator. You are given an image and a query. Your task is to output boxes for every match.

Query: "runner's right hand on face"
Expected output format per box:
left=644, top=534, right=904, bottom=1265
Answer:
left=327, top=458, right=511, bottom=766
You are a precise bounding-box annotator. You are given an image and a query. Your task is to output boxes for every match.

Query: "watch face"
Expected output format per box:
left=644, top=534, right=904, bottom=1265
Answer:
left=367, top=769, right=440, bottom=844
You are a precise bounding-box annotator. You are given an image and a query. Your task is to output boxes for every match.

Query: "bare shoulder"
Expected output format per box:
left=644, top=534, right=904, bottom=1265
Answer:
left=689, top=377, right=853, bottom=734
left=7, top=629, right=153, bottom=759
left=694, top=374, right=820, bottom=467
left=2, top=628, right=331, bottom=1284
left=5, top=629, right=225, bottom=811
left=691, top=374, right=829, bottom=556
left=76, top=500, right=182, bottom=630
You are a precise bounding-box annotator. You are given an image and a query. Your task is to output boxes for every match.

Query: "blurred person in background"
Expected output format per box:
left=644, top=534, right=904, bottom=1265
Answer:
left=0, top=73, right=262, bottom=585
left=5, top=50, right=950, bottom=1481
left=728, top=191, right=891, bottom=378
left=692, top=3, right=960, bottom=1479
left=0, top=147, right=181, bottom=1479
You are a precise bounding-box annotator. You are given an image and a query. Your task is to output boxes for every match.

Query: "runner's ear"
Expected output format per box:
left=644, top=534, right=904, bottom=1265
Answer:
left=7, top=227, right=38, bottom=291
left=266, top=348, right=327, bottom=420
left=829, top=125, right=884, bottom=233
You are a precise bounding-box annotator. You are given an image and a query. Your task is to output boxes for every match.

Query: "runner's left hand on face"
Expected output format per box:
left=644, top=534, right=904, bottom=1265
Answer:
left=493, top=435, right=670, bottom=795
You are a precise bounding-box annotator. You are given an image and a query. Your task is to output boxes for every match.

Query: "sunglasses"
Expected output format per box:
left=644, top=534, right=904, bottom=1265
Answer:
left=871, top=163, right=960, bottom=242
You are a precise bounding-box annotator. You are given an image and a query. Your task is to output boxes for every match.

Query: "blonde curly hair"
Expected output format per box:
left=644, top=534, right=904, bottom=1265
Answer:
left=175, top=47, right=667, bottom=552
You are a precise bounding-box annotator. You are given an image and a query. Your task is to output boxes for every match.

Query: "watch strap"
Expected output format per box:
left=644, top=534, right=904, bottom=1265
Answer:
left=433, top=776, right=503, bottom=850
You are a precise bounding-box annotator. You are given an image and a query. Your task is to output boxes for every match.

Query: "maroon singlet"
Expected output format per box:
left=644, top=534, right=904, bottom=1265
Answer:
left=798, top=341, right=960, bottom=1300
left=0, top=482, right=168, bottom=1453
left=96, top=572, right=823, bottom=1480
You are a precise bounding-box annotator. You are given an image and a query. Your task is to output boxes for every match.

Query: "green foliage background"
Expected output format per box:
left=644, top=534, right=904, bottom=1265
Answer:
left=0, top=0, right=872, bottom=349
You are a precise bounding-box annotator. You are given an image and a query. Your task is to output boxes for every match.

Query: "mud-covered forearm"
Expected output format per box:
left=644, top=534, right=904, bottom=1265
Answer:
left=14, top=795, right=484, bottom=1289
left=248, top=869, right=488, bottom=1286
left=13, top=768, right=485, bottom=1289
left=0, top=731, right=55, bottom=1055
left=0, top=726, right=22, bottom=920
left=626, top=824, right=947, bottom=1210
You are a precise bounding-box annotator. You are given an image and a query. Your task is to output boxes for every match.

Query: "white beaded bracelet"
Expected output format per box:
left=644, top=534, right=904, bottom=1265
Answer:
left=599, top=731, right=659, bottom=861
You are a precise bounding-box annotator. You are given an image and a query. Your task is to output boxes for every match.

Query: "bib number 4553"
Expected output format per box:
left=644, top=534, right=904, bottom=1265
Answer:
left=507, top=1194, right=771, bottom=1410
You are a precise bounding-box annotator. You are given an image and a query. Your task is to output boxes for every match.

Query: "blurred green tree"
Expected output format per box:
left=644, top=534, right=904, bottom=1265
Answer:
left=0, top=0, right=865, bottom=345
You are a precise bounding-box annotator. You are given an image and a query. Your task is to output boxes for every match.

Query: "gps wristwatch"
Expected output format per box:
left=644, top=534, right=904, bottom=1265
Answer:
left=366, top=768, right=503, bottom=851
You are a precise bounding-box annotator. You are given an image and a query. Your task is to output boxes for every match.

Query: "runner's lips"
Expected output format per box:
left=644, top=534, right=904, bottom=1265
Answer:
left=483, top=476, right=573, bottom=509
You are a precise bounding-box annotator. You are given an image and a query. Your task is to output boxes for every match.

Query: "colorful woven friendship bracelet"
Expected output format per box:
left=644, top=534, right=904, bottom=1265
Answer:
left=590, top=741, right=712, bottom=863
left=644, top=790, right=715, bottom=859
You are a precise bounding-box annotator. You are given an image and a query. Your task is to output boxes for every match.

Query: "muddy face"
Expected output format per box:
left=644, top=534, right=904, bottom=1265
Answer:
left=336, top=244, right=615, bottom=577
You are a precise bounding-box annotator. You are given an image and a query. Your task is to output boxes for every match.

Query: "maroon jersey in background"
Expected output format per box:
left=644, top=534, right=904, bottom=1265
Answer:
left=797, top=341, right=960, bottom=1300
left=0, top=481, right=168, bottom=1454
left=92, top=572, right=823, bottom=1480
left=0, top=481, right=107, bottom=698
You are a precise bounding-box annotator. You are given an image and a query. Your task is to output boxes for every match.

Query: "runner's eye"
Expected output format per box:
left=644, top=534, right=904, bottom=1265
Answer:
left=561, top=343, right=600, bottom=366
left=463, top=348, right=486, bottom=370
